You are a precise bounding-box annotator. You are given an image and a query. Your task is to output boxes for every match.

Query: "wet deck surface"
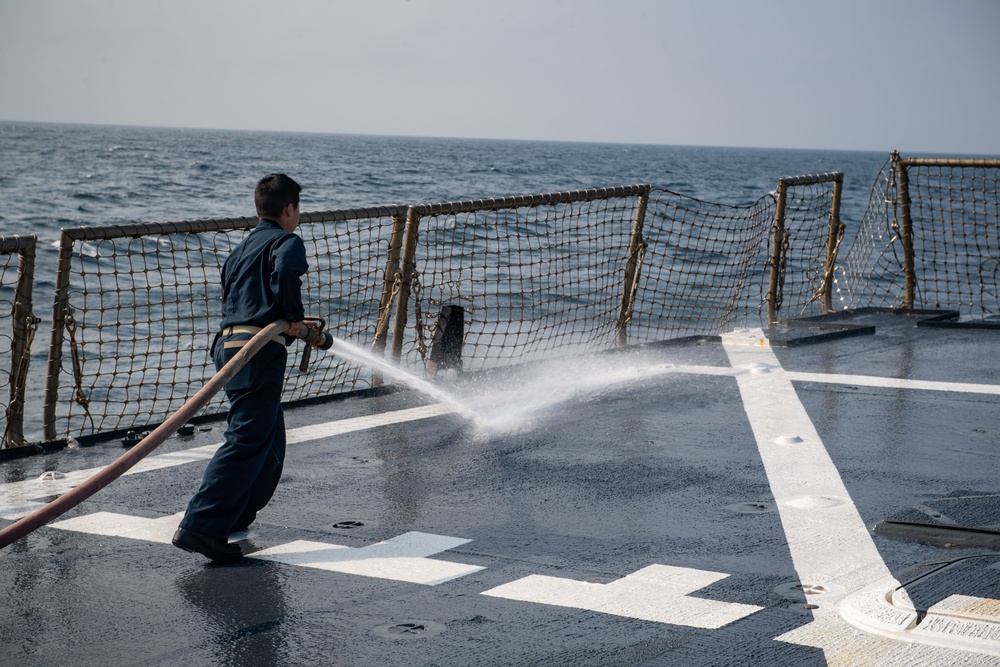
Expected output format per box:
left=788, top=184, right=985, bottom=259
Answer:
left=3, top=310, right=1000, bottom=666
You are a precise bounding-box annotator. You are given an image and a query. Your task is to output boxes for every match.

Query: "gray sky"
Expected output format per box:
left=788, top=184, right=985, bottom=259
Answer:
left=1, top=0, right=997, bottom=153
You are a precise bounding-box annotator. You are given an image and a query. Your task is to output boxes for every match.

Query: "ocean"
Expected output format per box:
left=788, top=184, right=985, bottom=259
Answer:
left=0, top=122, right=895, bottom=443
left=1, top=121, right=891, bottom=255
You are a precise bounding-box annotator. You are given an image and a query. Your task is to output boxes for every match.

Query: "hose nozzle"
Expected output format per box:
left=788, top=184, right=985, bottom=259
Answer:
left=298, top=317, right=332, bottom=371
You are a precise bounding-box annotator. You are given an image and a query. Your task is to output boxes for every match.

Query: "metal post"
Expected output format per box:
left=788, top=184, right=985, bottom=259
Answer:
left=615, top=187, right=649, bottom=347
left=767, top=180, right=789, bottom=324
left=390, top=207, right=421, bottom=364
left=896, top=157, right=917, bottom=309
left=42, top=231, right=75, bottom=442
left=371, top=212, right=407, bottom=385
left=6, top=238, right=36, bottom=447
left=821, top=176, right=845, bottom=313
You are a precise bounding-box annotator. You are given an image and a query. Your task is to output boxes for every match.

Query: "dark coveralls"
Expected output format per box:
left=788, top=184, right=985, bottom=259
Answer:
left=178, top=219, right=307, bottom=539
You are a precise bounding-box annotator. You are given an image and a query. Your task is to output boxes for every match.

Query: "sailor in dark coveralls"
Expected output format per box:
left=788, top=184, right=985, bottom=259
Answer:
left=173, top=173, right=318, bottom=564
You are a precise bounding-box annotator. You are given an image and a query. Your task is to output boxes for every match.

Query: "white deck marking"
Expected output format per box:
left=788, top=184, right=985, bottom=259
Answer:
left=786, top=371, right=1000, bottom=395
left=482, top=564, right=762, bottom=628
left=250, top=531, right=484, bottom=585
left=51, top=511, right=182, bottom=544
left=0, top=500, right=48, bottom=521
left=284, top=404, right=453, bottom=443
left=721, top=329, right=901, bottom=655
left=0, top=404, right=454, bottom=514
left=599, top=361, right=1000, bottom=398
left=49, top=510, right=482, bottom=585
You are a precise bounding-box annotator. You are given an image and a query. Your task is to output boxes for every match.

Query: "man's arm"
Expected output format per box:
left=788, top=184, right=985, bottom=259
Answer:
left=271, top=235, right=308, bottom=325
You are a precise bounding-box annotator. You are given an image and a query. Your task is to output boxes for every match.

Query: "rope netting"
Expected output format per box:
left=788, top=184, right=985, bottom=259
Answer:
left=284, top=208, right=405, bottom=398
left=398, top=186, right=647, bottom=372
left=47, top=210, right=401, bottom=440
left=14, top=161, right=928, bottom=444
left=629, top=190, right=774, bottom=341
left=769, top=173, right=845, bottom=320
left=0, top=236, right=37, bottom=448
left=833, top=156, right=899, bottom=310
left=836, top=154, right=1000, bottom=316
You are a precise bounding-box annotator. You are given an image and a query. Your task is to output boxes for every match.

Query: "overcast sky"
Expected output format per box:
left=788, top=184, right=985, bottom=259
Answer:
left=1, top=0, right=997, bottom=154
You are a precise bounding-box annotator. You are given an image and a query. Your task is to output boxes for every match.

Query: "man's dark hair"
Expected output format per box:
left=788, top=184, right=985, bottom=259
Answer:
left=255, top=173, right=302, bottom=220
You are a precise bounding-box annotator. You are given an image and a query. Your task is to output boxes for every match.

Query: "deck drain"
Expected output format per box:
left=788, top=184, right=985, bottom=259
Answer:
left=373, top=620, right=446, bottom=639
left=725, top=501, right=777, bottom=514
left=332, top=520, right=365, bottom=529
left=774, top=582, right=834, bottom=599
left=346, top=456, right=376, bottom=466
left=784, top=495, right=847, bottom=510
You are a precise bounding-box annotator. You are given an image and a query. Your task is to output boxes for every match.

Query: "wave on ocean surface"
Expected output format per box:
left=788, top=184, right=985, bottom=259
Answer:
left=0, top=122, right=889, bottom=246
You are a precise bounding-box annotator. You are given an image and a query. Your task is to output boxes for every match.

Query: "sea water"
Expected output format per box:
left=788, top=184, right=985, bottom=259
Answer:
left=0, top=122, right=892, bottom=255
left=0, top=122, right=899, bottom=442
left=0, top=123, right=892, bottom=326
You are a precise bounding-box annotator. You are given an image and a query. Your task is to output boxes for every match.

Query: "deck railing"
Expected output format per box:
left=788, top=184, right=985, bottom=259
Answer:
left=392, top=185, right=650, bottom=371
left=836, top=152, right=1000, bottom=315
left=4, top=152, right=981, bottom=448
left=40, top=208, right=406, bottom=443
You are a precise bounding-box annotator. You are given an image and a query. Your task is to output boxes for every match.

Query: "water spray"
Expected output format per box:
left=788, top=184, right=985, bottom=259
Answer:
left=325, top=336, right=481, bottom=424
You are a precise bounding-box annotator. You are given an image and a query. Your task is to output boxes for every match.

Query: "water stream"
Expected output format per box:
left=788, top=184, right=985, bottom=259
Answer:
left=328, top=338, right=482, bottom=424
left=328, top=337, right=689, bottom=436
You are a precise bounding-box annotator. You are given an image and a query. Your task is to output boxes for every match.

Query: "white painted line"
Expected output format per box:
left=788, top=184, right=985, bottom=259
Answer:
left=251, top=531, right=484, bottom=585
left=0, top=469, right=97, bottom=514
left=786, top=371, right=1000, bottom=396
left=285, top=404, right=454, bottom=444
left=51, top=511, right=183, bottom=544
left=482, top=564, right=762, bottom=628
left=0, top=403, right=455, bottom=514
left=49, top=510, right=259, bottom=545
left=720, top=329, right=902, bottom=655
left=722, top=329, right=895, bottom=594
left=0, top=501, right=47, bottom=521
left=48, top=511, right=482, bottom=585
left=128, top=445, right=220, bottom=471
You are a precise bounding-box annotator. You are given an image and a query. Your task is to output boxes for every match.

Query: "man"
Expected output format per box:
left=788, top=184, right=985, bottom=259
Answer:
left=173, top=173, right=318, bottom=564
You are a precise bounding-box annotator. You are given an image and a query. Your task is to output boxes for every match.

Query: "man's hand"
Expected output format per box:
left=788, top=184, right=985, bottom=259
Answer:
left=289, top=320, right=329, bottom=349
left=286, top=321, right=306, bottom=340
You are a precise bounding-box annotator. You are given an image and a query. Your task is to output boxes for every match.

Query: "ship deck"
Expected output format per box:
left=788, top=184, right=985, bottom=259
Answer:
left=3, top=309, right=1000, bottom=666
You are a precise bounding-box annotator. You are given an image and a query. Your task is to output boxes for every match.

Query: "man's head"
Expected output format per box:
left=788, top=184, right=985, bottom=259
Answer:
left=255, top=173, right=302, bottom=231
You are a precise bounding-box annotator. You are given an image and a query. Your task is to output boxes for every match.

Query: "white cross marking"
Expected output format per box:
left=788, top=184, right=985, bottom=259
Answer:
left=482, top=564, right=762, bottom=628
left=251, top=532, right=484, bottom=585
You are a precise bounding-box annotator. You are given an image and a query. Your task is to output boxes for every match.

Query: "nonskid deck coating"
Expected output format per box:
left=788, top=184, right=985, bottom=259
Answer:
left=2, top=311, right=1000, bottom=666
